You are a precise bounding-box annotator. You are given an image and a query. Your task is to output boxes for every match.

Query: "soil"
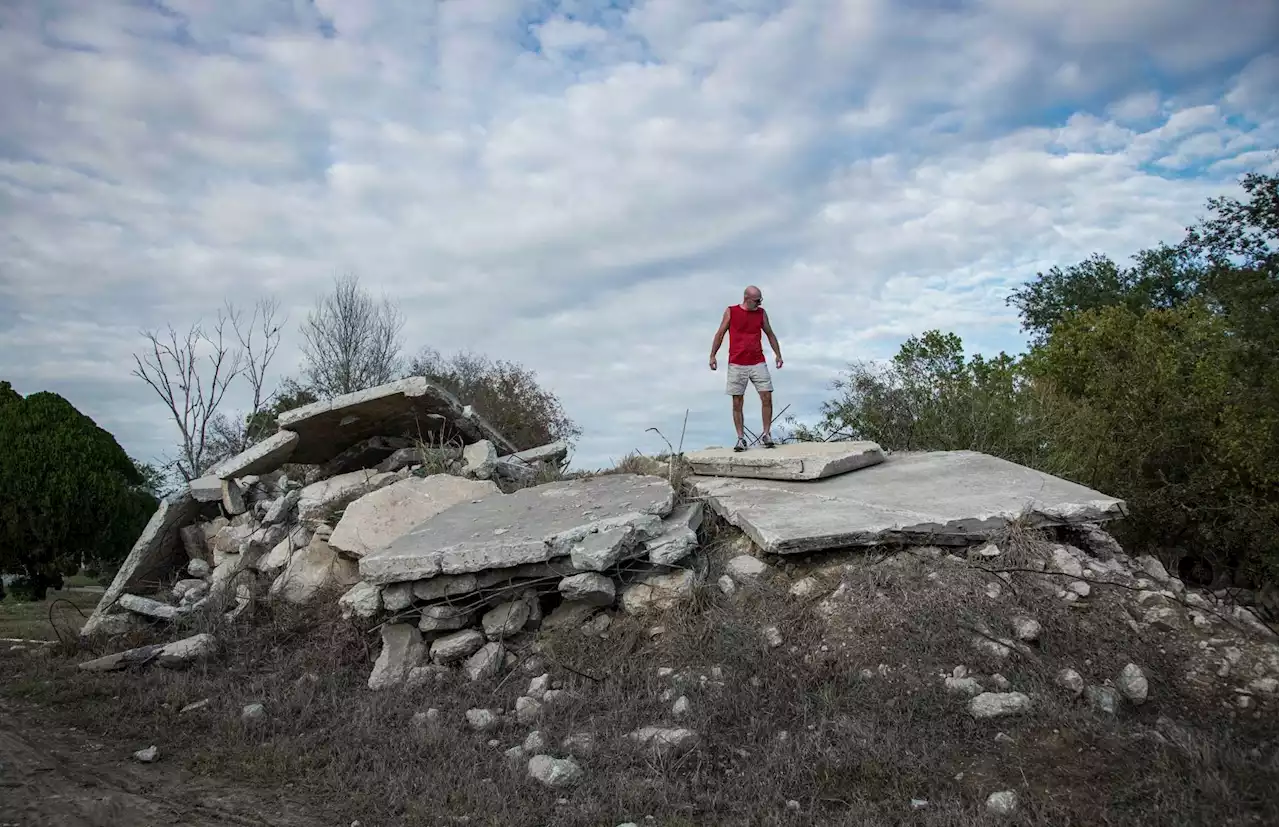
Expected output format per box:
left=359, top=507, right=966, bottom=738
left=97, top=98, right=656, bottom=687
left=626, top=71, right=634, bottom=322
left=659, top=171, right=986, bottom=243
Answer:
left=0, top=698, right=316, bottom=827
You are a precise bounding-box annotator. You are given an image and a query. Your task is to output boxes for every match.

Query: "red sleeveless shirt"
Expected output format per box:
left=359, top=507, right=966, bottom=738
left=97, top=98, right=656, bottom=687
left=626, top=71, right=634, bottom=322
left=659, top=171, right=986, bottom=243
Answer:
left=727, top=304, right=766, bottom=366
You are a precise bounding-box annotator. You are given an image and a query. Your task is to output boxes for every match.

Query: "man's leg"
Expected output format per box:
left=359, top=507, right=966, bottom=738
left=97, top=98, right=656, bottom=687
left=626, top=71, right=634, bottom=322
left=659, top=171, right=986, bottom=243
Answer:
left=726, top=364, right=749, bottom=450
left=750, top=363, right=776, bottom=447
left=759, top=390, right=773, bottom=441
left=732, top=394, right=745, bottom=439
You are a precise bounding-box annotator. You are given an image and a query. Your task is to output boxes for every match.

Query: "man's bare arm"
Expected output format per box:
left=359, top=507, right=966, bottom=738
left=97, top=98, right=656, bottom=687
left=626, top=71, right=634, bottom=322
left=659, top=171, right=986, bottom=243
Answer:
left=762, top=310, right=782, bottom=364
left=709, top=307, right=731, bottom=362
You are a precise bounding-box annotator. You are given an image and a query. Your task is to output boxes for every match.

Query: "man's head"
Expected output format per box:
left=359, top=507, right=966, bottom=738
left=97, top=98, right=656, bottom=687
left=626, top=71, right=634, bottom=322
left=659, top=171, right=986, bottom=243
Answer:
left=743, top=285, right=763, bottom=309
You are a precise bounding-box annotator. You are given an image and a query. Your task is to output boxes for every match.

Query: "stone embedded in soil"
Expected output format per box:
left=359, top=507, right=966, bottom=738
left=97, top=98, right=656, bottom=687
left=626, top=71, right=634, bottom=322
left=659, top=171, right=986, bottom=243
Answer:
left=620, top=569, right=698, bottom=615
left=968, top=692, right=1032, bottom=719
left=368, top=623, right=425, bottom=690
left=986, top=790, right=1018, bottom=815
left=465, top=708, right=499, bottom=731
left=338, top=581, right=382, bottom=619
left=516, top=696, right=543, bottom=725
left=1012, top=616, right=1042, bottom=642
left=945, top=676, right=984, bottom=697
left=725, top=554, right=770, bottom=582
left=482, top=600, right=531, bottom=640
left=627, top=726, right=700, bottom=758
left=1084, top=685, right=1121, bottom=715
left=241, top=703, right=267, bottom=723
left=1117, top=663, right=1149, bottom=704
left=359, top=474, right=674, bottom=584
left=430, top=629, right=486, bottom=664
left=527, top=754, right=583, bottom=788
left=464, top=642, right=505, bottom=681
left=132, top=745, right=160, bottom=763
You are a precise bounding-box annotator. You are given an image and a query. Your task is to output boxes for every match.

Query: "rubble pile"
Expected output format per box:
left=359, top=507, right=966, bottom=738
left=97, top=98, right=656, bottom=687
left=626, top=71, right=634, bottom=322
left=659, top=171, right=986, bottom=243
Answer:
left=81, top=377, right=1276, bottom=700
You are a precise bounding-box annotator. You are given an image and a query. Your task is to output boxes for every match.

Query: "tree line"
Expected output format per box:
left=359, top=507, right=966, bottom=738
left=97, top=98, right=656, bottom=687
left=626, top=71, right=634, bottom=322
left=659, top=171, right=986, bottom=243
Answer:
left=791, top=173, right=1277, bottom=592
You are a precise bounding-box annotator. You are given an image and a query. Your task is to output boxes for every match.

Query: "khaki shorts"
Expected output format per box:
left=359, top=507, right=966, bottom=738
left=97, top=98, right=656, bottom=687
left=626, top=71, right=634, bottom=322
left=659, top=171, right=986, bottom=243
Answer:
left=726, top=362, right=772, bottom=395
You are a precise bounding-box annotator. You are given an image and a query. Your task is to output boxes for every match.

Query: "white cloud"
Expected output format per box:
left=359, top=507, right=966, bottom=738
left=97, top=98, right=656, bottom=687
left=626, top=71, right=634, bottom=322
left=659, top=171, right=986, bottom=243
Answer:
left=0, top=0, right=1275, bottom=472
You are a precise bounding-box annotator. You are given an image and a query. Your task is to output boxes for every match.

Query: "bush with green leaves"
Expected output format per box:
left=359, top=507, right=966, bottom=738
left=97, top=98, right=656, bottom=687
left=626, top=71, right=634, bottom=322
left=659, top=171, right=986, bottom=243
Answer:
left=800, top=173, right=1277, bottom=589
left=0, top=382, right=157, bottom=600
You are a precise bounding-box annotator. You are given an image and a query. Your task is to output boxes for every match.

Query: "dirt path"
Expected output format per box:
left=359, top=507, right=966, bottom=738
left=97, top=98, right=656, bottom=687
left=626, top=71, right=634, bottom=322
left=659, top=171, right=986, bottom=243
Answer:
left=0, top=699, right=318, bottom=827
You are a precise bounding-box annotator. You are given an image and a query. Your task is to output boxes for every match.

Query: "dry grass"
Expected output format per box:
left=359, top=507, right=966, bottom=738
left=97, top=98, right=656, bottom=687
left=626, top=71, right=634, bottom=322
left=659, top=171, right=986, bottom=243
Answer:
left=0, top=587, right=103, bottom=642
left=2, top=526, right=1276, bottom=827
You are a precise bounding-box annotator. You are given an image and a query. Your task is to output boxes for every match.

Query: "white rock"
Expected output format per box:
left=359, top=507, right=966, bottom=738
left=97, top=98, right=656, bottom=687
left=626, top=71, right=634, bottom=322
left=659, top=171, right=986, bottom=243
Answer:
left=157, top=633, right=217, bottom=668
left=465, top=708, right=499, bottom=731
left=1056, top=668, right=1084, bottom=696
left=620, top=569, right=697, bottom=614
left=368, top=623, right=425, bottom=690
left=170, top=578, right=206, bottom=601
left=503, top=745, right=525, bottom=768
left=241, top=703, right=267, bottom=723
left=968, top=692, right=1032, bottom=719
left=541, top=600, right=599, bottom=630
left=1009, top=619, right=1042, bottom=647
left=462, top=440, right=498, bottom=479
left=516, top=695, right=544, bottom=725
left=1050, top=546, right=1084, bottom=577
left=788, top=577, right=820, bottom=599
left=527, top=673, right=551, bottom=700
left=338, top=581, right=382, bottom=620
left=527, top=754, right=583, bottom=788
left=1067, top=580, right=1091, bottom=597
left=763, top=626, right=784, bottom=648
left=672, top=695, right=691, bottom=717
left=381, top=582, right=414, bottom=612
left=718, top=575, right=737, bottom=596
left=418, top=604, right=473, bottom=632
left=430, top=629, right=486, bottom=665
left=558, top=572, right=616, bottom=606
left=986, top=790, right=1017, bottom=815
left=132, top=745, right=160, bottom=763
left=1084, top=685, right=1120, bottom=715
left=482, top=600, right=531, bottom=640
left=1137, top=554, right=1171, bottom=582
left=270, top=536, right=360, bottom=605
left=523, top=730, right=549, bottom=753
left=726, top=554, right=770, bottom=582
left=1116, top=663, right=1149, bottom=704
left=405, top=665, right=449, bottom=689
left=187, top=558, right=212, bottom=579
left=974, top=543, right=1001, bottom=558
left=463, top=642, right=505, bottom=681
left=179, top=698, right=210, bottom=714
left=627, top=726, right=700, bottom=757
left=984, top=582, right=1003, bottom=599
left=257, top=537, right=293, bottom=576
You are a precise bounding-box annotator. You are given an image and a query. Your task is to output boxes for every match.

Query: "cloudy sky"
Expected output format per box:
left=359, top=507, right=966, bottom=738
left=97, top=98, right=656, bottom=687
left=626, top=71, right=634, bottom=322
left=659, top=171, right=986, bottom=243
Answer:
left=1, top=0, right=1276, bottom=472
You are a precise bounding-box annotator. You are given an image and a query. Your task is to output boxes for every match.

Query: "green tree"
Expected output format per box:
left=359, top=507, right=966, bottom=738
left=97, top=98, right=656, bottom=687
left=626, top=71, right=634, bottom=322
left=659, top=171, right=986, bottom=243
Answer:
left=0, top=387, right=156, bottom=600
left=408, top=348, right=581, bottom=451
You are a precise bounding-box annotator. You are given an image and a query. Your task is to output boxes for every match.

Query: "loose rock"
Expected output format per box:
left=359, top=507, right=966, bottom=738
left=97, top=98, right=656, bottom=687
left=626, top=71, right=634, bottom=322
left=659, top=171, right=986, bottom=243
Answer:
left=559, top=572, right=616, bottom=606
left=986, top=790, right=1017, bottom=815
left=1116, top=663, right=1149, bottom=705
left=968, top=692, right=1032, bottom=719
left=527, top=754, right=583, bottom=789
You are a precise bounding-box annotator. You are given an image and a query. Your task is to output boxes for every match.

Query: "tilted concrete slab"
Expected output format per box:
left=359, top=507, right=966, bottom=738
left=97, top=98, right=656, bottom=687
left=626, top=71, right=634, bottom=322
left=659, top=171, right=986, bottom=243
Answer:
left=691, top=450, right=1127, bottom=555
left=359, top=474, right=675, bottom=584
left=81, top=491, right=200, bottom=636
left=328, top=474, right=502, bottom=558
left=205, top=430, right=299, bottom=479
left=277, top=377, right=518, bottom=465
left=685, top=441, right=885, bottom=481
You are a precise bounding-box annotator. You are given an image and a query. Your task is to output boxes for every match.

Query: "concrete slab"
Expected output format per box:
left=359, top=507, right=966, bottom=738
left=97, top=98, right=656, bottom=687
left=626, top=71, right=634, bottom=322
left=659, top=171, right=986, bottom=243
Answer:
left=206, top=430, right=299, bottom=479
left=359, top=474, right=675, bottom=584
left=277, top=377, right=517, bottom=465
left=690, top=450, right=1127, bottom=555
left=81, top=492, right=200, bottom=636
left=328, top=474, right=502, bottom=558
left=685, top=440, right=885, bottom=481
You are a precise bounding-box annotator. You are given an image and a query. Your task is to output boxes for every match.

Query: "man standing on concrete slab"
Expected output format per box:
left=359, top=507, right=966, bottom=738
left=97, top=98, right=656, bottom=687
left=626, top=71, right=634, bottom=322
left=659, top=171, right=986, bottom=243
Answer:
left=709, top=285, right=783, bottom=452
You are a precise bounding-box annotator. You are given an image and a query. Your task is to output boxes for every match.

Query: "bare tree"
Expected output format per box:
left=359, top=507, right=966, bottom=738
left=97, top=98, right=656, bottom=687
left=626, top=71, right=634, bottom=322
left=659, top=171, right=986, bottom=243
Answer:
left=300, top=272, right=405, bottom=397
left=132, top=298, right=285, bottom=482
left=132, top=312, right=243, bottom=482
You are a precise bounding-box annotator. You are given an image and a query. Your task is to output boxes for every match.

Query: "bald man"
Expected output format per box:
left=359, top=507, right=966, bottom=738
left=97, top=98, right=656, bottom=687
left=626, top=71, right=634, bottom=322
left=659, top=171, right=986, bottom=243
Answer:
left=709, top=285, right=783, bottom=451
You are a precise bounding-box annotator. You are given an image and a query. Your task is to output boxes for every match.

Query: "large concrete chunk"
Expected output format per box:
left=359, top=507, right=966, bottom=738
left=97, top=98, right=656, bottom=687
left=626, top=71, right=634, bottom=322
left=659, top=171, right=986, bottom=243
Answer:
left=296, top=469, right=402, bottom=526
left=685, top=440, right=885, bottom=481
left=81, top=492, right=200, bottom=636
left=277, top=376, right=517, bottom=464
left=328, top=474, right=502, bottom=558
left=691, top=450, right=1127, bottom=555
left=206, top=431, right=299, bottom=479
left=359, top=474, right=675, bottom=584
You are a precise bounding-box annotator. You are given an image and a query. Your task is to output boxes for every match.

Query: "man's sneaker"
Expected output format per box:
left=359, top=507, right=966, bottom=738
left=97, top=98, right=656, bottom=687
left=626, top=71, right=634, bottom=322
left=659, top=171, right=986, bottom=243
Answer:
left=733, top=437, right=748, bottom=452
left=761, top=434, right=776, bottom=448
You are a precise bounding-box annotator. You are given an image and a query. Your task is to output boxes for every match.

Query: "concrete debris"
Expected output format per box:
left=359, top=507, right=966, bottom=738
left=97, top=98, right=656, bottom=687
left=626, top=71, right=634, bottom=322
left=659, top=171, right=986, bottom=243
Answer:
left=691, top=449, right=1126, bottom=555
left=559, top=572, right=616, bottom=606
left=1011, top=616, right=1042, bottom=642
left=329, top=475, right=501, bottom=558
left=482, top=600, right=531, bottom=640
left=1056, top=668, right=1085, bottom=697
left=360, top=474, right=673, bottom=583
left=269, top=535, right=360, bottom=605
left=718, top=575, right=737, bottom=596
left=726, top=554, right=770, bottom=582
left=368, top=624, right=425, bottom=690
left=986, top=790, right=1018, bottom=816
left=686, top=440, right=886, bottom=481
left=627, top=726, right=700, bottom=758
left=430, top=630, right=487, bottom=665
left=78, top=633, right=216, bottom=672
left=132, top=745, right=160, bottom=763
left=464, top=642, right=505, bottom=681
left=338, top=581, right=382, bottom=620
left=621, top=569, right=698, bottom=615
left=1117, top=664, right=1149, bottom=704
left=462, top=439, right=498, bottom=479
left=1085, top=685, right=1120, bottom=715
left=241, top=703, right=267, bottom=723
left=297, top=469, right=403, bottom=527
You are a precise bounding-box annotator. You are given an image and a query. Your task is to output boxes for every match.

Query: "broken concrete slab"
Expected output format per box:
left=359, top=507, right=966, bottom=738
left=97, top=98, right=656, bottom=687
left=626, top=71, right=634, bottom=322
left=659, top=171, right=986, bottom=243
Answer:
left=644, top=502, right=703, bottom=566
left=270, top=536, right=360, bottom=604
left=206, top=430, right=300, bottom=480
left=462, top=440, right=498, bottom=479
left=685, top=440, right=885, bottom=481
left=222, top=479, right=247, bottom=515
left=277, top=376, right=517, bottom=465
left=504, top=440, right=570, bottom=466
left=328, top=474, right=502, bottom=558
left=77, top=633, right=216, bottom=672
left=81, top=491, right=200, bottom=636
left=359, top=474, right=675, bottom=584
left=296, top=469, right=403, bottom=526
left=691, top=450, right=1128, bottom=555
left=189, top=476, right=223, bottom=502
left=118, top=593, right=182, bottom=621
left=319, top=435, right=413, bottom=478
